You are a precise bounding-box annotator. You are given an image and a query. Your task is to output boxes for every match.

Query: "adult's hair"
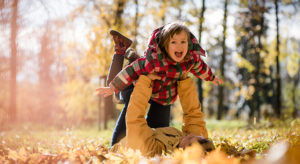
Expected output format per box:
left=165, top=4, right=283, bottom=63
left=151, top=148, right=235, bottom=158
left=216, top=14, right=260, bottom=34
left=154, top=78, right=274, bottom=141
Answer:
left=197, top=138, right=215, bottom=152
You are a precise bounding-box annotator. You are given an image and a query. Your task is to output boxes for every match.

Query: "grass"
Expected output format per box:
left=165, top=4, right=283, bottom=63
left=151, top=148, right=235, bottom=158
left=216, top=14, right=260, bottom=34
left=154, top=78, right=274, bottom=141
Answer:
left=0, top=119, right=299, bottom=163
left=0, top=123, right=113, bottom=153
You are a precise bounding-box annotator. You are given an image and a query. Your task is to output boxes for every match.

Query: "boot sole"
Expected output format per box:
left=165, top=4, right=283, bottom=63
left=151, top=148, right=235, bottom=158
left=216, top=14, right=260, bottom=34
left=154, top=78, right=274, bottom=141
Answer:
left=109, top=30, right=133, bottom=46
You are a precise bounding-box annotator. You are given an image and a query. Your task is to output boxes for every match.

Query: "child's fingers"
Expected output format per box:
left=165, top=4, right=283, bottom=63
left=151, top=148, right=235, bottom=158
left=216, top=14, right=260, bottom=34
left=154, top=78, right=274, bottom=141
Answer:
left=214, top=81, right=218, bottom=86
left=95, top=87, right=112, bottom=96
left=96, top=88, right=105, bottom=95
left=104, top=93, right=113, bottom=98
left=96, top=91, right=104, bottom=95
left=217, top=78, right=224, bottom=85
left=213, top=77, right=224, bottom=86
left=97, top=90, right=113, bottom=97
left=96, top=87, right=106, bottom=91
left=96, top=90, right=106, bottom=95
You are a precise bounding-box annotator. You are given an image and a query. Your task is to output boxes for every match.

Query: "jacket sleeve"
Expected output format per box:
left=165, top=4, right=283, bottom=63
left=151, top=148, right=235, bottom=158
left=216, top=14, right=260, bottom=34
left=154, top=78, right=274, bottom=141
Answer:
left=188, top=32, right=214, bottom=81
left=177, top=78, right=208, bottom=138
left=111, top=56, right=155, bottom=91
left=126, top=75, right=164, bottom=156
left=190, top=54, right=215, bottom=81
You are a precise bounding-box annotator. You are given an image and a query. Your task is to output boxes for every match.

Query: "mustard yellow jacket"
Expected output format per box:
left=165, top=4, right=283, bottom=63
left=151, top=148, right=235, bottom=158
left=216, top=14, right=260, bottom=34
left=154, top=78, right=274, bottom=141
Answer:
left=111, top=75, right=208, bottom=157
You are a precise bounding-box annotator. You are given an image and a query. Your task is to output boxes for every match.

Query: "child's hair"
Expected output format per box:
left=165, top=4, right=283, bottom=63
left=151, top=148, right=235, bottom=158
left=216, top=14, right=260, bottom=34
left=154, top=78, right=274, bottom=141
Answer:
left=158, top=22, right=191, bottom=60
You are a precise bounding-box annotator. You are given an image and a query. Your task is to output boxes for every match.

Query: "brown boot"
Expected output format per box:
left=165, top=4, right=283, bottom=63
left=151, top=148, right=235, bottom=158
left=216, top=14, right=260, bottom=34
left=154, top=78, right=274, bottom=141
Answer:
left=124, top=48, right=140, bottom=65
left=110, top=30, right=132, bottom=55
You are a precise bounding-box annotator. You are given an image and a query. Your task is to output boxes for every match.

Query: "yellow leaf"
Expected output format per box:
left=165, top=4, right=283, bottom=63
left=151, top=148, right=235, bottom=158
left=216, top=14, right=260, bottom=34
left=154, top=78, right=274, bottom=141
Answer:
left=8, top=149, right=19, bottom=160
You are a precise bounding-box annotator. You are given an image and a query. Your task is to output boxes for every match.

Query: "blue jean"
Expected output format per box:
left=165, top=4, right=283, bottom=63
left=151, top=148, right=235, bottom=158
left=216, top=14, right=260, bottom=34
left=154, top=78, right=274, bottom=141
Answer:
left=111, top=84, right=171, bottom=146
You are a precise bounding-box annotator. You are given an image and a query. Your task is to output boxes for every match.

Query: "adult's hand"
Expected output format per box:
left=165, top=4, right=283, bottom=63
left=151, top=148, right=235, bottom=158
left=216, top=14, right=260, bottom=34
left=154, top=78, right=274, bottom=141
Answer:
left=179, top=133, right=215, bottom=152
left=147, top=73, right=161, bottom=80
left=180, top=67, right=192, bottom=80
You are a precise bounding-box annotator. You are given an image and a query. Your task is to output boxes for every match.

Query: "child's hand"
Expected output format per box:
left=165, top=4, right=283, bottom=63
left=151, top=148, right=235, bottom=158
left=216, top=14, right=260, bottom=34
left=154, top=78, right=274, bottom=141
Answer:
left=212, top=77, right=224, bottom=86
left=96, top=85, right=115, bottom=97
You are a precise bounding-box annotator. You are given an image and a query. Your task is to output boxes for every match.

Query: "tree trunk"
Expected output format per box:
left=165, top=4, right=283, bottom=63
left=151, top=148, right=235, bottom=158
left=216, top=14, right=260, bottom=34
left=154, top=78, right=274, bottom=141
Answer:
left=197, top=0, right=205, bottom=108
left=105, top=75, right=114, bottom=129
left=104, top=95, right=114, bottom=129
left=99, top=76, right=105, bottom=130
left=9, top=0, right=18, bottom=122
left=275, top=0, right=281, bottom=118
left=160, top=0, right=167, bottom=24
left=99, top=75, right=115, bottom=130
left=114, top=0, right=125, bottom=28
left=133, top=0, right=139, bottom=49
left=292, top=66, right=299, bottom=118
left=217, top=0, right=228, bottom=120
left=255, top=0, right=266, bottom=121
left=106, top=0, right=127, bottom=120
left=38, top=24, right=55, bottom=123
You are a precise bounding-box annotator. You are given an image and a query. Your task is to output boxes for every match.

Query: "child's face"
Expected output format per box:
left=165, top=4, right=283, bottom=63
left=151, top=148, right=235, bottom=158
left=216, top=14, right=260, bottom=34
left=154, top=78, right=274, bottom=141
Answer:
left=167, top=31, right=188, bottom=62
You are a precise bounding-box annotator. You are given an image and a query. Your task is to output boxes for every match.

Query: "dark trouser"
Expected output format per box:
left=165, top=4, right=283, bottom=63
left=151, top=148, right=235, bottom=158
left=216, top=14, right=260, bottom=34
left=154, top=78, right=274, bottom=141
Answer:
left=106, top=55, right=124, bottom=86
left=111, top=85, right=171, bottom=146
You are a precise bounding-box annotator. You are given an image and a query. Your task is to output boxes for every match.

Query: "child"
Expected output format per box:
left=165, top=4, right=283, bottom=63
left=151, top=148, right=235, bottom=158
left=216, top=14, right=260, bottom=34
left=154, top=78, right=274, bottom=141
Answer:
left=97, top=22, right=223, bottom=146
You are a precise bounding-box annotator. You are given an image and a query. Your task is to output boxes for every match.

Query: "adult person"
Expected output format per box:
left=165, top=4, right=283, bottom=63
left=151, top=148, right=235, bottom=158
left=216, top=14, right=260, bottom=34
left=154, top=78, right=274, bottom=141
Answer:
left=110, top=74, right=215, bottom=157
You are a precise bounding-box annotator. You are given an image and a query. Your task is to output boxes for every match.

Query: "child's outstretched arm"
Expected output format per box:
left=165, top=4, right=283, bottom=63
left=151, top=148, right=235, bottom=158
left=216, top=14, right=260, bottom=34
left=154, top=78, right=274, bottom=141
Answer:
left=95, top=73, right=161, bottom=97
left=96, top=56, right=155, bottom=97
left=190, top=55, right=224, bottom=86
left=111, top=57, right=155, bottom=91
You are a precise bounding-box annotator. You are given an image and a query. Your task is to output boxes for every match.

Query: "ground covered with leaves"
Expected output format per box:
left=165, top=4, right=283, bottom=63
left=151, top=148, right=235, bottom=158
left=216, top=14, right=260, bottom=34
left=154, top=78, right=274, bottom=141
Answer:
left=0, top=119, right=300, bottom=164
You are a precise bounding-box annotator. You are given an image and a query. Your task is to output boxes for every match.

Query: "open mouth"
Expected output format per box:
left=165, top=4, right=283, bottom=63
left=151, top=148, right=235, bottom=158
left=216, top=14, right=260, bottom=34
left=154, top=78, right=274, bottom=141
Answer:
left=175, top=52, right=183, bottom=58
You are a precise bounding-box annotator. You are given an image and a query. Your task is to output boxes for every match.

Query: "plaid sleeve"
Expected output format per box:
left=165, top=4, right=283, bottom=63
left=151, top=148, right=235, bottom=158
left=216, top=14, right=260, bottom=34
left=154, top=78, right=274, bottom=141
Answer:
left=190, top=54, right=215, bottom=81
left=111, top=56, right=155, bottom=91
left=189, top=32, right=206, bottom=57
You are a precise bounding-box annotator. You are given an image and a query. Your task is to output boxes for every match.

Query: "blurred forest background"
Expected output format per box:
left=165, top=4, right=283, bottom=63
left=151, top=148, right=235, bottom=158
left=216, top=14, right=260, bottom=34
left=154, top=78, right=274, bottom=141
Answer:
left=0, top=0, right=299, bottom=129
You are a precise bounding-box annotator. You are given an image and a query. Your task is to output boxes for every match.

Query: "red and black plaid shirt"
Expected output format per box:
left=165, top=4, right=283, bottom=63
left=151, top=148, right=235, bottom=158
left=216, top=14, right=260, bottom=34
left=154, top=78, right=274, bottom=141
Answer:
left=111, top=26, right=215, bottom=105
